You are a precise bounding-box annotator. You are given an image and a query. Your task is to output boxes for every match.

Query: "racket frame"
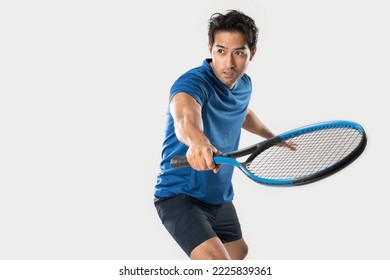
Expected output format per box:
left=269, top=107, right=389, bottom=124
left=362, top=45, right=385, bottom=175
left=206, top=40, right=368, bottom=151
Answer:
left=171, top=120, right=367, bottom=187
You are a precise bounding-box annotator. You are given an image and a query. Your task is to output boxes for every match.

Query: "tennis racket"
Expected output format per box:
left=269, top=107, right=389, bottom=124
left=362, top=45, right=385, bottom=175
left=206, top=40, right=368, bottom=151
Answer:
left=170, top=120, right=367, bottom=186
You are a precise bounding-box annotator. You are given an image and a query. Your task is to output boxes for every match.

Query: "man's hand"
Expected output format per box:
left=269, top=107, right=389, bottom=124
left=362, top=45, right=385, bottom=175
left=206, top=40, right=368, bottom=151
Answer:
left=278, top=140, right=297, bottom=151
left=186, top=140, right=221, bottom=173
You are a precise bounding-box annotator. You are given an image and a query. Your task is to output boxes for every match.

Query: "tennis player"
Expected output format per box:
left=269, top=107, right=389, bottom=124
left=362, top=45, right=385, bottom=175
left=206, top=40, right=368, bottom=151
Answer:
left=154, top=10, right=292, bottom=259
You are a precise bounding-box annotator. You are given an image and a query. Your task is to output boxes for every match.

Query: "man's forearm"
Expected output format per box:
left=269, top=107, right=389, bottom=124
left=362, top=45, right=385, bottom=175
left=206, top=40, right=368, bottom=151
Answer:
left=170, top=93, right=210, bottom=147
left=174, top=113, right=211, bottom=147
left=242, top=108, right=275, bottom=139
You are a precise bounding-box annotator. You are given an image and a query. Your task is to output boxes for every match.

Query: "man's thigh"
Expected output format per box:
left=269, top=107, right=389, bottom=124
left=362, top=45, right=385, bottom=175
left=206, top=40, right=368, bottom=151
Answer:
left=154, top=194, right=217, bottom=256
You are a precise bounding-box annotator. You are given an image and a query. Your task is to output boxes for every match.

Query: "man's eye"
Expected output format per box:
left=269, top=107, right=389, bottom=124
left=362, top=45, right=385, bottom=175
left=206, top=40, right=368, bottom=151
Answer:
left=235, top=51, right=244, bottom=56
left=217, top=49, right=225, bottom=54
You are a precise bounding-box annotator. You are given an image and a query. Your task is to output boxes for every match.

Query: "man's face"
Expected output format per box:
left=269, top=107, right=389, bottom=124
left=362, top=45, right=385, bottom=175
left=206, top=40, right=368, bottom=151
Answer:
left=209, top=31, right=256, bottom=89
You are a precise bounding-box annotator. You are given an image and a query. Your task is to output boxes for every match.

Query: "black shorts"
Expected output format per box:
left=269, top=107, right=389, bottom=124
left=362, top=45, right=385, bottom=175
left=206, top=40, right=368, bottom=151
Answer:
left=154, top=194, right=242, bottom=256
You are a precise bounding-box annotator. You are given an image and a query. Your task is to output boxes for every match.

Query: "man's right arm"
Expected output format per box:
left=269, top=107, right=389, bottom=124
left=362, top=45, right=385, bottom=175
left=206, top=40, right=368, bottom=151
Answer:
left=170, top=92, right=219, bottom=173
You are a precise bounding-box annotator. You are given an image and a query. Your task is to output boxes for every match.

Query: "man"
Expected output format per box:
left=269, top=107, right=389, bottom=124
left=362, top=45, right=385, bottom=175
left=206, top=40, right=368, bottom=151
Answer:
left=155, top=10, right=291, bottom=260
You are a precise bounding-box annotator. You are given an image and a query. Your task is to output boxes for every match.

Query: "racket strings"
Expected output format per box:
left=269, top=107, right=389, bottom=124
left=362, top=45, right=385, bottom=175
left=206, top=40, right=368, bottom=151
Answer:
left=246, top=127, right=363, bottom=180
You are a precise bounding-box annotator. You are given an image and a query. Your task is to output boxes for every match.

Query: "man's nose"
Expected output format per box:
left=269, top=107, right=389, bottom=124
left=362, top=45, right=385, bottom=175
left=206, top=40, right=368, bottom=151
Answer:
left=225, top=53, right=235, bottom=68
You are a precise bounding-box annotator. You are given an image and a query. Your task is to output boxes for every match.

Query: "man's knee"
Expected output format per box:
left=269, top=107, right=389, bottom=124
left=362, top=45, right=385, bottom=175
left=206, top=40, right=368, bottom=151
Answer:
left=239, top=242, right=249, bottom=259
left=224, top=238, right=248, bottom=260
left=190, top=237, right=230, bottom=260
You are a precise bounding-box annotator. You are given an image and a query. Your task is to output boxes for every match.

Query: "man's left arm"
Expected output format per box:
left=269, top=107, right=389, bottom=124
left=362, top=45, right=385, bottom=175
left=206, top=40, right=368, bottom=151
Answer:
left=242, top=108, right=275, bottom=139
left=243, top=108, right=297, bottom=150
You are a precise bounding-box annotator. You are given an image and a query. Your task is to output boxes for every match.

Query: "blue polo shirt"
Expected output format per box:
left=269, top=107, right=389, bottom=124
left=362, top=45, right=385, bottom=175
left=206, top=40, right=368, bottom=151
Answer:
left=155, top=59, right=252, bottom=204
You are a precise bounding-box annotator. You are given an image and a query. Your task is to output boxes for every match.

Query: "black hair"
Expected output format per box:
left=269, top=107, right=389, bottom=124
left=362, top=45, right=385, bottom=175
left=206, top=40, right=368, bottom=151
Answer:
left=208, top=10, right=259, bottom=51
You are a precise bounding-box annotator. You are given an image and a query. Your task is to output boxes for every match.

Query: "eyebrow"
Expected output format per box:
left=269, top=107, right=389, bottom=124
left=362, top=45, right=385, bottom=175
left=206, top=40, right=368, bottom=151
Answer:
left=215, top=45, right=247, bottom=51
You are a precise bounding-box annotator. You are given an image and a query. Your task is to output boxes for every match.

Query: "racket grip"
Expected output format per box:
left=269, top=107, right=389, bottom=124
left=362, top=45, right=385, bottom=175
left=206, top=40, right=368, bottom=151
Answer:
left=170, top=156, right=191, bottom=168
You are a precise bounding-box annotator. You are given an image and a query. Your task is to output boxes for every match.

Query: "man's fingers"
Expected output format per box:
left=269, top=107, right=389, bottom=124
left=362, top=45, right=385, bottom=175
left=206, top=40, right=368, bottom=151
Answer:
left=186, top=144, right=222, bottom=171
left=205, top=148, right=216, bottom=170
left=213, top=164, right=221, bottom=174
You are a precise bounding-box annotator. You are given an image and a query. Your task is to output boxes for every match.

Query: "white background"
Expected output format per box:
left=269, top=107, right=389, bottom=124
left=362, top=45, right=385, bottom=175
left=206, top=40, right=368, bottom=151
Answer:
left=1, top=0, right=389, bottom=260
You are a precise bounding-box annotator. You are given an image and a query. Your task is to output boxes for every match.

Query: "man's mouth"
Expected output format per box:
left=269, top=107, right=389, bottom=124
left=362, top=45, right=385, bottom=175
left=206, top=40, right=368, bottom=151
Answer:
left=223, top=71, right=235, bottom=79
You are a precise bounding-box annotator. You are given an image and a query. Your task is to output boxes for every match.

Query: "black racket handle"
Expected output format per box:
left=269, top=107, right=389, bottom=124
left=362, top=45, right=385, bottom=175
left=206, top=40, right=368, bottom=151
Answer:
left=170, top=156, right=191, bottom=168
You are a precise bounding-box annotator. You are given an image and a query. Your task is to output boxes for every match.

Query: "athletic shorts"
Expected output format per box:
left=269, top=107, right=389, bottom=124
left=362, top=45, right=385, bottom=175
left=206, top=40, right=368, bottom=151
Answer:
left=154, top=194, right=242, bottom=256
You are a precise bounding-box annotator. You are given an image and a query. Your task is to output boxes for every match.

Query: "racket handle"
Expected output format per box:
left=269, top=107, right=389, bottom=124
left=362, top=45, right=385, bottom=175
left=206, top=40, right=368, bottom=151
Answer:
left=170, top=156, right=191, bottom=168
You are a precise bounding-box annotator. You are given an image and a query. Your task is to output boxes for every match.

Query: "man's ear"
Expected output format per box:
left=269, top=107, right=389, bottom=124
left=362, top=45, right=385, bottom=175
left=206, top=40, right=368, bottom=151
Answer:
left=208, top=44, right=212, bottom=53
left=249, top=47, right=257, bottom=61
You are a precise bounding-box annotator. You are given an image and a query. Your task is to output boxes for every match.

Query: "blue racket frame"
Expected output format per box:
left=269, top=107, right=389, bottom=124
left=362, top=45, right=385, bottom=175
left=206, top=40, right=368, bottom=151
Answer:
left=170, top=120, right=367, bottom=186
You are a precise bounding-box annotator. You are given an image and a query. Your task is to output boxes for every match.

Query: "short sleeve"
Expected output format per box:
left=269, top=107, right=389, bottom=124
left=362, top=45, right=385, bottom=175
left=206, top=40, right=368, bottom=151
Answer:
left=169, top=72, right=209, bottom=106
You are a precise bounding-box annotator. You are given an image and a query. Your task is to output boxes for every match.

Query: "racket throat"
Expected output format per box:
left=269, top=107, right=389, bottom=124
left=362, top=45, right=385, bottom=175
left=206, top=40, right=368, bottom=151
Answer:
left=214, top=156, right=242, bottom=167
